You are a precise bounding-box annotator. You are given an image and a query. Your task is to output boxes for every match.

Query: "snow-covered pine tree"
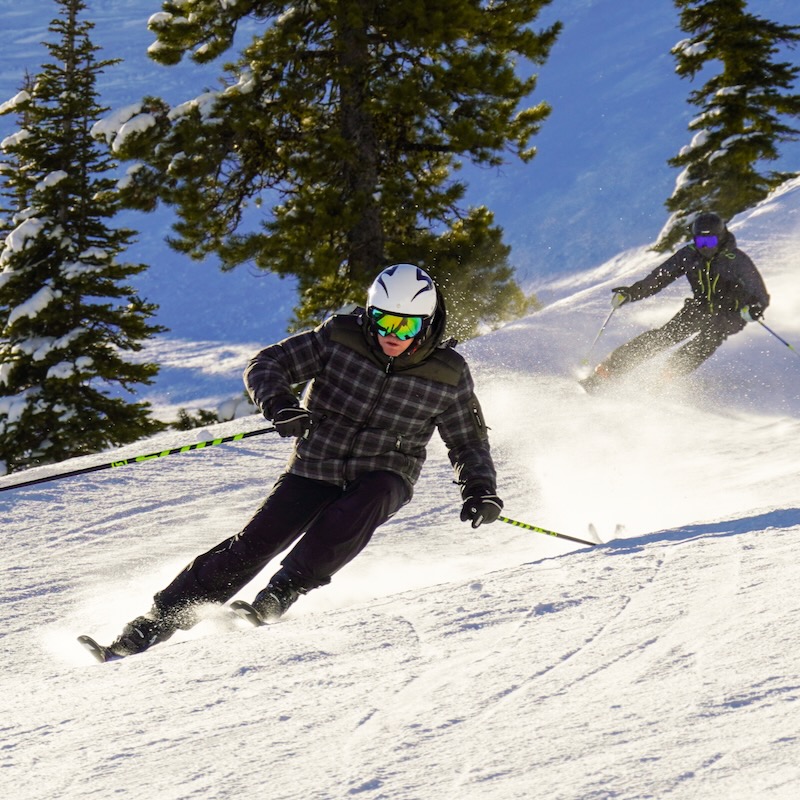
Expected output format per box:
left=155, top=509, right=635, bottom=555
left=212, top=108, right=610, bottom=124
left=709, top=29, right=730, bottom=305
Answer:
left=655, top=0, right=800, bottom=251
left=94, top=0, right=558, bottom=334
left=0, top=0, right=165, bottom=475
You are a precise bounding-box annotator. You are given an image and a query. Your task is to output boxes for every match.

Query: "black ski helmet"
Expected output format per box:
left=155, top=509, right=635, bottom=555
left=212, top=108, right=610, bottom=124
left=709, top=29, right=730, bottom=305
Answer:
left=690, top=212, right=728, bottom=256
left=691, top=212, right=726, bottom=239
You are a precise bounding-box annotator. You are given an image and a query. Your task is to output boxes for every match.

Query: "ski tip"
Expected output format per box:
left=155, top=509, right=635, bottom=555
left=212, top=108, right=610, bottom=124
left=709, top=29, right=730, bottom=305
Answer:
left=230, top=600, right=268, bottom=628
left=587, top=523, right=626, bottom=544
left=587, top=523, right=603, bottom=544
left=589, top=522, right=605, bottom=544
left=578, top=377, right=603, bottom=395
left=77, top=634, right=119, bottom=664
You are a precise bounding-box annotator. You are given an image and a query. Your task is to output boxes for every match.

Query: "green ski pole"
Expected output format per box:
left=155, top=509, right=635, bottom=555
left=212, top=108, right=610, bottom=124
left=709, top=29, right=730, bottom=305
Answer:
left=582, top=306, right=617, bottom=366
left=582, top=292, right=627, bottom=366
left=498, top=515, right=599, bottom=547
left=0, top=426, right=277, bottom=493
left=758, top=318, right=800, bottom=360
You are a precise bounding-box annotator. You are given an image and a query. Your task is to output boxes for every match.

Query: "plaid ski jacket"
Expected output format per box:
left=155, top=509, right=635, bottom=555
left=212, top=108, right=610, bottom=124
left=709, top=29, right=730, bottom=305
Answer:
left=244, top=309, right=496, bottom=497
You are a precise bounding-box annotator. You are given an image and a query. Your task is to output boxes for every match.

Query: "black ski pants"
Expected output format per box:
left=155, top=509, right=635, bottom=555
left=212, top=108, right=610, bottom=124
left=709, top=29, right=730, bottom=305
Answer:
left=603, top=298, right=746, bottom=376
left=154, top=470, right=409, bottom=614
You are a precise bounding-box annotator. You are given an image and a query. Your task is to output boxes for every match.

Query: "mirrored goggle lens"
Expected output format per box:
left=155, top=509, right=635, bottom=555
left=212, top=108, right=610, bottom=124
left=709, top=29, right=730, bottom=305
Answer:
left=369, top=308, right=425, bottom=340
left=694, top=235, right=718, bottom=249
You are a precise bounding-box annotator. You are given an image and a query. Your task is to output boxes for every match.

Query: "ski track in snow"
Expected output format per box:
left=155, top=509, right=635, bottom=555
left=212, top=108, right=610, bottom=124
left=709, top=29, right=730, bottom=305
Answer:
left=9, top=508, right=800, bottom=799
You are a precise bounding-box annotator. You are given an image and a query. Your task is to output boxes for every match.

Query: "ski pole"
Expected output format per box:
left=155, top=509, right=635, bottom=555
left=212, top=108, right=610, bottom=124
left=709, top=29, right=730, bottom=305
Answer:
left=498, top=515, right=598, bottom=547
left=0, top=426, right=277, bottom=493
left=582, top=303, right=619, bottom=366
left=757, top=319, right=800, bottom=360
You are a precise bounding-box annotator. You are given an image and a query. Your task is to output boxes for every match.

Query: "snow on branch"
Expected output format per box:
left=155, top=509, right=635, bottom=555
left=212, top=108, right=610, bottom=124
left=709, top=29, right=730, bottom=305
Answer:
left=0, top=90, right=31, bottom=115
left=7, top=284, right=63, bottom=326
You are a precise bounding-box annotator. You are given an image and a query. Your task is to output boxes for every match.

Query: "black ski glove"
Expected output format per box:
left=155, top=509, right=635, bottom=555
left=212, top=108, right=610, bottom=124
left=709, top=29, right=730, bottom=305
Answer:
left=741, top=302, right=764, bottom=322
left=273, top=406, right=313, bottom=439
left=611, top=287, right=631, bottom=307
left=460, top=489, right=504, bottom=529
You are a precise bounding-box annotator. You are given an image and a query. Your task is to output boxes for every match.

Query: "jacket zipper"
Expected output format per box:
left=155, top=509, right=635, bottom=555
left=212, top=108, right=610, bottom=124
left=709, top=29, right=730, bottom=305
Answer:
left=698, top=261, right=719, bottom=312
left=342, top=356, right=394, bottom=481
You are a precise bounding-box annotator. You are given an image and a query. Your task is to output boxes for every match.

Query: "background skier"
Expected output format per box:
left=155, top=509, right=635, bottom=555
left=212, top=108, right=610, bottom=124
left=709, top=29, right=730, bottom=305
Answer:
left=581, top=212, right=770, bottom=392
left=92, top=264, right=503, bottom=659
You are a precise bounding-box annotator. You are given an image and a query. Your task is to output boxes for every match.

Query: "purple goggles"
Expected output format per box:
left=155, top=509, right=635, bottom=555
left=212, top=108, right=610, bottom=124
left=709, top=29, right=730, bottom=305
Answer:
left=694, top=235, right=718, bottom=249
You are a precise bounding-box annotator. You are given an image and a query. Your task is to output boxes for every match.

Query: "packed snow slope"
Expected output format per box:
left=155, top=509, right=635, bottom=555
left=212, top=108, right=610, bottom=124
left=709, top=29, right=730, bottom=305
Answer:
left=2, top=179, right=800, bottom=800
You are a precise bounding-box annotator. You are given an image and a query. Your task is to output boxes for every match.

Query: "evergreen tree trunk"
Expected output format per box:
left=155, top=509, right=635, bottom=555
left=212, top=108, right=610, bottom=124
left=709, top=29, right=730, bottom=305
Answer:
left=338, top=0, right=384, bottom=286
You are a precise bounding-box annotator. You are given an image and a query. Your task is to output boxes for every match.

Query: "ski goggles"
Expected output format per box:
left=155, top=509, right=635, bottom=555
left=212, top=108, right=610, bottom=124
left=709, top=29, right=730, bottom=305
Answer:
left=369, top=307, right=427, bottom=340
left=694, top=235, right=718, bottom=249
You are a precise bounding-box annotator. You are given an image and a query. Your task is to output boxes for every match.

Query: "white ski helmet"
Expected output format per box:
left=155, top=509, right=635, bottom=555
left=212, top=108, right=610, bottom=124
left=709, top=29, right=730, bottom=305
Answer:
left=366, top=263, right=437, bottom=317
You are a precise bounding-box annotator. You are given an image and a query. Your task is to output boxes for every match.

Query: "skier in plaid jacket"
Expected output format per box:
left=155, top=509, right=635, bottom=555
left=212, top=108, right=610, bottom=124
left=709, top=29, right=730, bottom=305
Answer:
left=101, top=264, right=502, bottom=658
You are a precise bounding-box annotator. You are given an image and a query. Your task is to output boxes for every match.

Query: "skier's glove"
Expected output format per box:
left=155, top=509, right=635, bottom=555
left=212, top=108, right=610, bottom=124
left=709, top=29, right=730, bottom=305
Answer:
left=611, top=287, right=631, bottom=308
left=460, top=490, right=504, bottom=529
left=741, top=303, right=764, bottom=322
left=273, top=406, right=313, bottom=439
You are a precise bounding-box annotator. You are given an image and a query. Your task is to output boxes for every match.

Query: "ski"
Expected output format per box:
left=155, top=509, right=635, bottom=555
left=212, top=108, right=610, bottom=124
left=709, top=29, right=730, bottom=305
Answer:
left=77, top=634, right=121, bottom=663
left=579, top=373, right=610, bottom=394
left=588, top=523, right=603, bottom=543
left=230, top=599, right=269, bottom=627
left=587, top=523, right=626, bottom=542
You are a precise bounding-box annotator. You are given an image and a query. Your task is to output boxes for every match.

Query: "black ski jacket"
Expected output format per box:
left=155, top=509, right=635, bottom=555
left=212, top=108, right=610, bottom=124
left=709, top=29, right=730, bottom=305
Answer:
left=244, top=297, right=496, bottom=497
left=625, top=232, right=769, bottom=316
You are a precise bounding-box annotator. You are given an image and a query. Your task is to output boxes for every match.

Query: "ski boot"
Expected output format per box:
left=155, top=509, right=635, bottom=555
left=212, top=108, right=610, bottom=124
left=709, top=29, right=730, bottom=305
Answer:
left=79, top=603, right=194, bottom=663
left=231, top=571, right=308, bottom=627
left=579, top=362, right=613, bottom=394
left=107, top=610, right=180, bottom=658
